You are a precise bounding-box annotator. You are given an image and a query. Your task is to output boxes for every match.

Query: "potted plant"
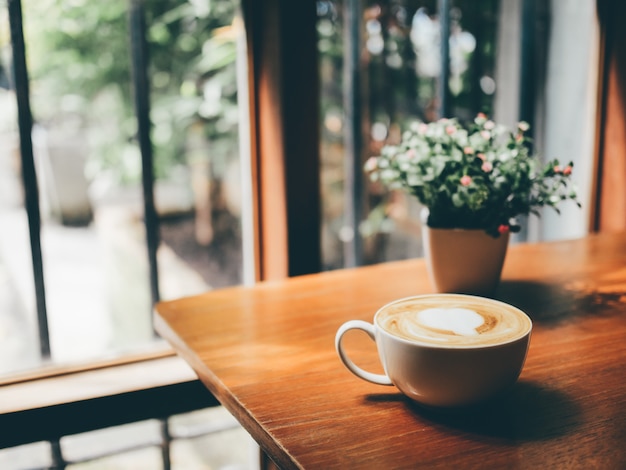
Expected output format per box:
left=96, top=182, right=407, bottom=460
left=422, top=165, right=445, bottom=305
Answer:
left=365, top=113, right=581, bottom=295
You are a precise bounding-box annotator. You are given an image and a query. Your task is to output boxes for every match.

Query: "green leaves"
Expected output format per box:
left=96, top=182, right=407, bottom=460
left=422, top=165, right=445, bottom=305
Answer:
left=23, top=0, right=239, bottom=185
left=365, top=115, right=581, bottom=235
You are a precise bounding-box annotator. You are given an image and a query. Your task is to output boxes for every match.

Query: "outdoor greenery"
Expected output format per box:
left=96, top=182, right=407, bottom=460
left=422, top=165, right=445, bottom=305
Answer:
left=22, top=0, right=239, bottom=185
left=365, top=114, right=581, bottom=237
left=7, top=0, right=510, bottom=261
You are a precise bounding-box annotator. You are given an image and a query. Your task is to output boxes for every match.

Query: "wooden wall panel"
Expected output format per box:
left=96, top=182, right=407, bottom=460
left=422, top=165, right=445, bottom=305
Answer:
left=242, top=0, right=321, bottom=280
left=594, top=0, right=626, bottom=231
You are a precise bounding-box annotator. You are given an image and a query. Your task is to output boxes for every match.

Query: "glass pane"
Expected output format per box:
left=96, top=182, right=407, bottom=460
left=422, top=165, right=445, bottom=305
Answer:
left=0, top=0, right=42, bottom=374
left=169, top=407, right=252, bottom=469
left=148, top=0, right=244, bottom=295
left=66, top=446, right=163, bottom=470
left=0, top=441, right=52, bottom=469
left=61, top=419, right=161, bottom=464
left=0, top=0, right=244, bottom=377
left=318, top=0, right=500, bottom=269
left=170, top=428, right=252, bottom=470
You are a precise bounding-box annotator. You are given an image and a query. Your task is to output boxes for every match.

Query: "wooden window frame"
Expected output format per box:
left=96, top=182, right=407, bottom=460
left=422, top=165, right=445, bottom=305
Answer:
left=242, top=0, right=321, bottom=280
left=592, top=0, right=626, bottom=232
left=0, top=355, right=218, bottom=450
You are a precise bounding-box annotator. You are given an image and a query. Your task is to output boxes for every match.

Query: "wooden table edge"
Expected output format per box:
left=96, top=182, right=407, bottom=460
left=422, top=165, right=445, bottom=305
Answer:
left=153, top=311, right=303, bottom=470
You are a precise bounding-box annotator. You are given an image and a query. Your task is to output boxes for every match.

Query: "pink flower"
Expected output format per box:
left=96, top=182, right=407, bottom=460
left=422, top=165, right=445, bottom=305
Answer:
left=516, top=133, right=523, bottom=142
left=480, top=130, right=491, bottom=140
left=446, top=125, right=456, bottom=135
left=553, top=165, right=561, bottom=173
left=477, top=153, right=486, bottom=161
left=463, top=146, right=474, bottom=155
left=460, top=175, right=472, bottom=186
left=364, top=157, right=378, bottom=172
left=563, top=165, right=572, bottom=175
left=405, top=149, right=416, bottom=159
left=498, top=224, right=510, bottom=234
left=477, top=112, right=487, bottom=119
left=481, top=161, right=493, bottom=173
left=484, top=120, right=495, bottom=130
left=418, top=123, right=428, bottom=134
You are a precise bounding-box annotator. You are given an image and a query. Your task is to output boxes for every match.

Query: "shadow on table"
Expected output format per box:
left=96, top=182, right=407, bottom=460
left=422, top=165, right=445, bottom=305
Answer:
left=366, top=380, right=582, bottom=442
left=492, top=280, right=626, bottom=326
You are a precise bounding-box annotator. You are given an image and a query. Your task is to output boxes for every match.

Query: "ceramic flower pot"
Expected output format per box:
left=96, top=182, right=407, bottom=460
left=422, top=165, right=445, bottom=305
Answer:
left=421, top=223, right=509, bottom=297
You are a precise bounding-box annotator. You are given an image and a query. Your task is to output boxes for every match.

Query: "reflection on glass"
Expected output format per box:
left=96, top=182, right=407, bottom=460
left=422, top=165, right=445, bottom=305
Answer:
left=318, top=0, right=498, bottom=270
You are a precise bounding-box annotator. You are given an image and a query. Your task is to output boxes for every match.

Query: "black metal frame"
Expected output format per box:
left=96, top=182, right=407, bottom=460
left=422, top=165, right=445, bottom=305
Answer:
left=5, top=0, right=210, bottom=467
left=342, top=0, right=454, bottom=268
left=7, top=0, right=51, bottom=359
left=129, top=0, right=161, bottom=308
left=7, top=0, right=163, bottom=356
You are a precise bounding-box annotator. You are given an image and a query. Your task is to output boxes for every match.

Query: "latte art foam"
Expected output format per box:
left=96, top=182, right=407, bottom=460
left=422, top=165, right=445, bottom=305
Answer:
left=417, top=308, right=486, bottom=336
left=378, top=295, right=531, bottom=347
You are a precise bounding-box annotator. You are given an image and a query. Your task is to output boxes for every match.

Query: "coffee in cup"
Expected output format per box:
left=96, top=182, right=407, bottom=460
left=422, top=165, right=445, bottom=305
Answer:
left=378, top=294, right=529, bottom=347
left=335, top=294, right=532, bottom=408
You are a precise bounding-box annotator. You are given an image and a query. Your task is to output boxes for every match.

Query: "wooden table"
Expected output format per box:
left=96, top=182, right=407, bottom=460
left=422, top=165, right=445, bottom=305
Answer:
left=155, top=233, right=626, bottom=469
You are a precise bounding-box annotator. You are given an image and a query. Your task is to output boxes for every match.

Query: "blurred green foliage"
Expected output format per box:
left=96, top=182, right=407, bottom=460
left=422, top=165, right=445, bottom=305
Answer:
left=22, top=0, right=239, bottom=184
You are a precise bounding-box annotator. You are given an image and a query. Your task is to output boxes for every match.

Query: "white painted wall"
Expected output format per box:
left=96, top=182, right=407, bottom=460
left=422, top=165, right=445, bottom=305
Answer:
left=493, top=0, right=522, bottom=130
left=494, top=0, right=599, bottom=242
left=538, top=0, right=599, bottom=241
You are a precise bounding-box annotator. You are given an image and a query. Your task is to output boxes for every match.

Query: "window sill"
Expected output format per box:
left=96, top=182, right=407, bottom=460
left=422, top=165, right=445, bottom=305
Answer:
left=0, top=354, right=219, bottom=449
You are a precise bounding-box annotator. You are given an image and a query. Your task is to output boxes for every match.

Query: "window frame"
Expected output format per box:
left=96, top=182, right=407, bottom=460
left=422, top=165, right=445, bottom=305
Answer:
left=242, top=0, right=321, bottom=280
left=592, top=0, right=626, bottom=232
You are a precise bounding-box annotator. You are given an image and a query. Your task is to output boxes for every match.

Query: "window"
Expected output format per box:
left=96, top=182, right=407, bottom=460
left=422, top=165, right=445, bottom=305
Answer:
left=318, top=0, right=598, bottom=271
left=0, top=0, right=245, bottom=377
left=1, top=1, right=250, bottom=465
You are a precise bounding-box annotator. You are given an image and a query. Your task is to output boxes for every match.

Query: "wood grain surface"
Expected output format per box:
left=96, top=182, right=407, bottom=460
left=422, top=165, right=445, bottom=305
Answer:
left=155, top=232, right=626, bottom=469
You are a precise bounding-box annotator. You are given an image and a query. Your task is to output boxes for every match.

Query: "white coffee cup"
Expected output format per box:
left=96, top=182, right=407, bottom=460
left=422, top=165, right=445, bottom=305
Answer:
left=335, top=294, right=532, bottom=408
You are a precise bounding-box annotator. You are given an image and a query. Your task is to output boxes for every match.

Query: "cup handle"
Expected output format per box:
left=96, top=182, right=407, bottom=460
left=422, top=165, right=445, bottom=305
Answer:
left=335, top=320, right=393, bottom=386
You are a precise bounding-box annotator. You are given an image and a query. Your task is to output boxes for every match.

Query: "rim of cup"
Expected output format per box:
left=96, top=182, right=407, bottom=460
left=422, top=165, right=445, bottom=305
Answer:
left=373, top=293, right=533, bottom=350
